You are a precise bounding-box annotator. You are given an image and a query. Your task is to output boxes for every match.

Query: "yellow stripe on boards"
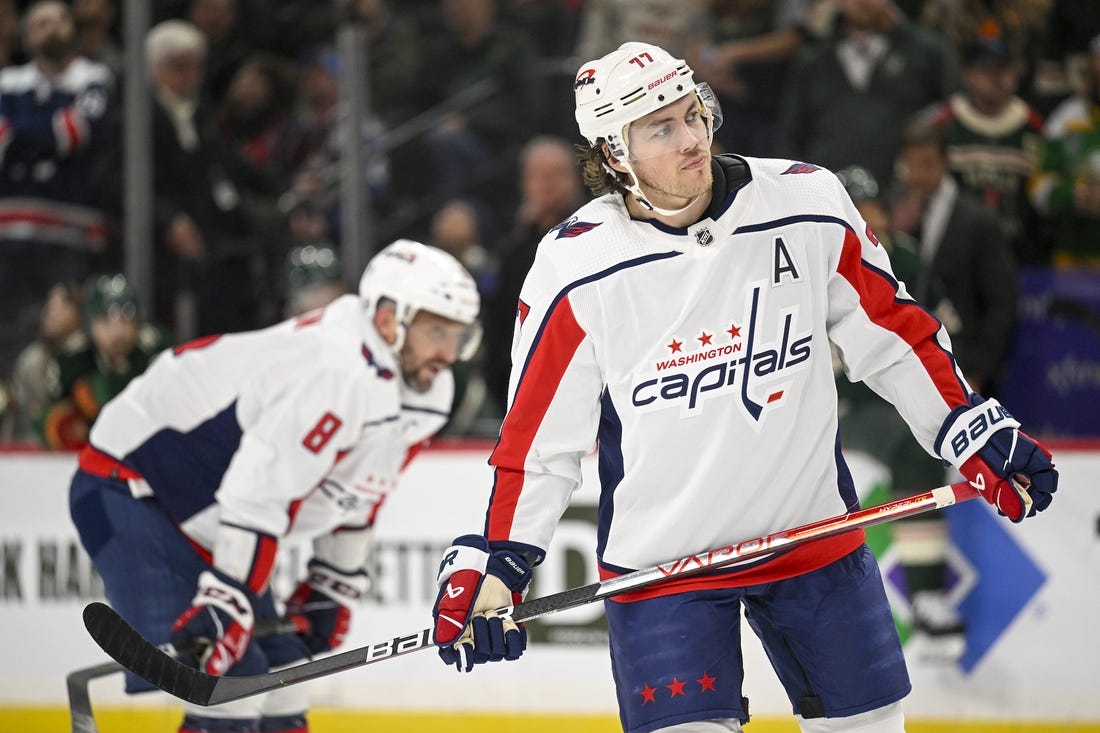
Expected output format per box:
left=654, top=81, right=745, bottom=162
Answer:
left=2, top=708, right=1099, bottom=733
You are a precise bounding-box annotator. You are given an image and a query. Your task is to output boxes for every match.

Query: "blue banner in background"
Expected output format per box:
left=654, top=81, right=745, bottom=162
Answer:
left=999, top=267, right=1100, bottom=438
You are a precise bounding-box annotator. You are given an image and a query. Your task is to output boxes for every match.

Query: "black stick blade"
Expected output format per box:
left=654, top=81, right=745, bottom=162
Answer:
left=82, top=602, right=216, bottom=705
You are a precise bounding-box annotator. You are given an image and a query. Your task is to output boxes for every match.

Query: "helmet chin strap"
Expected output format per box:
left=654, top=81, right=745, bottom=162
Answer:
left=606, top=151, right=704, bottom=219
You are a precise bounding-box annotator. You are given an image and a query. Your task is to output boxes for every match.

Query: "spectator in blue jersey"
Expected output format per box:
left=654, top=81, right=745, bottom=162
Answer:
left=0, top=0, right=114, bottom=383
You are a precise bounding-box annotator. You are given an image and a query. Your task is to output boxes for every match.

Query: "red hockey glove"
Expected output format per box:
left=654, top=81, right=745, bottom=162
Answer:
left=170, top=569, right=265, bottom=676
left=285, top=559, right=369, bottom=655
left=431, top=535, right=533, bottom=672
left=937, top=395, right=1058, bottom=523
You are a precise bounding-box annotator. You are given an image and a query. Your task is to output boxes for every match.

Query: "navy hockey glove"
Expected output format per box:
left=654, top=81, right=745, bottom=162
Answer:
left=170, top=569, right=266, bottom=676
left=285, top=559, right=369, bottom=655
left=937, top=395, right=1058, bottom=523
left=431, top=535, right=532, bottom=672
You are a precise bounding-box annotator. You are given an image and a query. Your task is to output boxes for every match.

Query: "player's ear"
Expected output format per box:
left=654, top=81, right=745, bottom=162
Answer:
left=603, top=142, right=628, bottom=174
left=373, top=301, right=398, bottom=345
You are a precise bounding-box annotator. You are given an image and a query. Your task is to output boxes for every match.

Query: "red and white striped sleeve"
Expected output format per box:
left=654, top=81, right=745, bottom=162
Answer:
left=485, top=261, right=605, bottom=557
left=825, top=175, right=972, bottom=458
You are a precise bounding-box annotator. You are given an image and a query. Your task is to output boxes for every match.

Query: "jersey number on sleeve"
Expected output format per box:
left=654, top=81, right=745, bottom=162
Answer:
left=303, top=412, right=343, bottom=454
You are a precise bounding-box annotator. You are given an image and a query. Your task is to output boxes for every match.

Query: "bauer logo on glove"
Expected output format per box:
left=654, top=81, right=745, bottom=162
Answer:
left=936, top=395, right=1058, bottom=523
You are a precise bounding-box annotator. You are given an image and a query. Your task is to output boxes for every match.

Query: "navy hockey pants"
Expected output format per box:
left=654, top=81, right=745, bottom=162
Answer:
left=69, top=469, right=308, bottom=692
left=605, top=545, right=910, bottom=733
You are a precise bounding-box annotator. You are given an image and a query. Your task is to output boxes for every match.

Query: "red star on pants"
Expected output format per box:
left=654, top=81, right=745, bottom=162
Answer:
left=667, top=339, right=683, bottom=353
left=697, top=331, right=712, bottom=346
left=697, top=671, right=716, bottom=692
left=666, top=677, right=686, bottom=697
left=639, top=683, right=657, bottom=704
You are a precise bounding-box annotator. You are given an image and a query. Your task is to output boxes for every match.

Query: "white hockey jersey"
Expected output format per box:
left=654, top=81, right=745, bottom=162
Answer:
left=487, top=156, right=972, bottom=597
left=86, top=294, right=453, bottom=590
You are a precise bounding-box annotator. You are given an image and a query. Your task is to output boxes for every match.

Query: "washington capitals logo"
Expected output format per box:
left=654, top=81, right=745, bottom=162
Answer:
left=574, top=68, right=597, bottom=90
left=630, top=284, right=813, bottom=422
left=553, top=216, right=602, bottom=239
left=781, top=162, right=820, bottom=175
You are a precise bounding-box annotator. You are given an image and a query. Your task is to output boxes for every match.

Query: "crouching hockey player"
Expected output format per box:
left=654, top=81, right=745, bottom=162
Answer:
left=71, top=240, right=482, bottom=732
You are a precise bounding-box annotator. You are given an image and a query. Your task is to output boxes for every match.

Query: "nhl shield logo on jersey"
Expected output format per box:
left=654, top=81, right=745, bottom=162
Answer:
left=694, top=227, right=714, bottom=247
left=630, top=283, right=813, bottom=424
left=552, top=216, right=602, bottom=239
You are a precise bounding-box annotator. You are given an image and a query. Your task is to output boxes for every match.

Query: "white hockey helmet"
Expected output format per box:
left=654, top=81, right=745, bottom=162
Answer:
left=359, top=239, right=481, bottom=360
left=574, top=41, right=722, bottom=162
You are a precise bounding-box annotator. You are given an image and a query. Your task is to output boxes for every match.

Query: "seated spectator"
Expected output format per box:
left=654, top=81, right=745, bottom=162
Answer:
left=1030, top=34, right=1100, bottom=268
left=430, top=198, right=500, bottom=301
left=928, top=35, right=1047, bottom=264
left=37, top=274, right=172, bottom=450
left=428, top=197, right=503, bottom=438
left=218, top=52, right=297, bottom=182
left=486, top=135, right=586, bottom=411
left=891, top=120, right=1017, bottom=397
left=3, top=282, right=84, bottom=445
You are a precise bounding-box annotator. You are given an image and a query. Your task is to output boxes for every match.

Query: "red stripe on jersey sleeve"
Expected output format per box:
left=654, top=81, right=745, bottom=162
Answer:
left=487, top=296, right=587, bottom=540
left=246, top=533, right=279, bottom=594
left=837, top=228, right=967, bottom=408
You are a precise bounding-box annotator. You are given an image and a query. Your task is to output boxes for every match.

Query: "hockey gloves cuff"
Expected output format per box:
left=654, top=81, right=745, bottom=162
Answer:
left=285, top=559, right=369, bottom=654
left=171, top=569, right=264, bottom=676
left=937, top=395, right=1058, bottom=522
left=431, top=534, right=533, bottom=672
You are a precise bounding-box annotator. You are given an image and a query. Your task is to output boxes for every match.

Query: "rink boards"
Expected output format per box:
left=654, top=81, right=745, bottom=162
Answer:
left=0, top=444, right=1097, bottom=732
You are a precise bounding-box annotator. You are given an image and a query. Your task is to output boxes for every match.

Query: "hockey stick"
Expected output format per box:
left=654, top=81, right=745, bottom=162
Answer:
left=68, top=617, right=298, bottom=733
left=83, top=480, right=979, bottom=707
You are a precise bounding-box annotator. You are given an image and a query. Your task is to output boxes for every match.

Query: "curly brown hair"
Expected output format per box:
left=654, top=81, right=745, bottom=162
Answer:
left=576, top=142, right=632, bottom=198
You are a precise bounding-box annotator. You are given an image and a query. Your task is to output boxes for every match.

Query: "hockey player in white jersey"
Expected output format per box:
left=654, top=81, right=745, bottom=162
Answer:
left=70, top=240, right=480, bottom=733
left=430, top=42, right=1058, bottom=733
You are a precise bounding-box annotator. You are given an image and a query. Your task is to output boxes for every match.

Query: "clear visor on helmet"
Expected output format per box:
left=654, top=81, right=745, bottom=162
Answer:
left=407, top=315, right=483, bottom=362
left=608, top=83, right=724, bottom=162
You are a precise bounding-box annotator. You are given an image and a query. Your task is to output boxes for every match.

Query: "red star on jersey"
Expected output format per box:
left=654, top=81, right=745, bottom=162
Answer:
left=697, top=331, right=712, bottom=346
left=727, top=323, right=741, bottom=339
left=667, top=339, right=683, bottom=353
left=697, top=671, right=716, bottom=692
left=639, top=683, right=657, bottom=704
left=666, top=677, right=686, bottom=697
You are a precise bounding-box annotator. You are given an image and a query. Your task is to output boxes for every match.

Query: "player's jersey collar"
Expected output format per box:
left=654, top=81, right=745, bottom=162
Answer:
left=630, top=154, right=754, bottom=251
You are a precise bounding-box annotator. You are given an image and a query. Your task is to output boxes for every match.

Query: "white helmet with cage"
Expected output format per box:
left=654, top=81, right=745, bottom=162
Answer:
left=358, top=239, right=481, bottom=361
left=573, top=42, right=723, bottom=214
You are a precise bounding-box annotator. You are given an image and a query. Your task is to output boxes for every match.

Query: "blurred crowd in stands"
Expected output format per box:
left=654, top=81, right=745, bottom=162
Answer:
left=1, top=0, right=1099, bottom=448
